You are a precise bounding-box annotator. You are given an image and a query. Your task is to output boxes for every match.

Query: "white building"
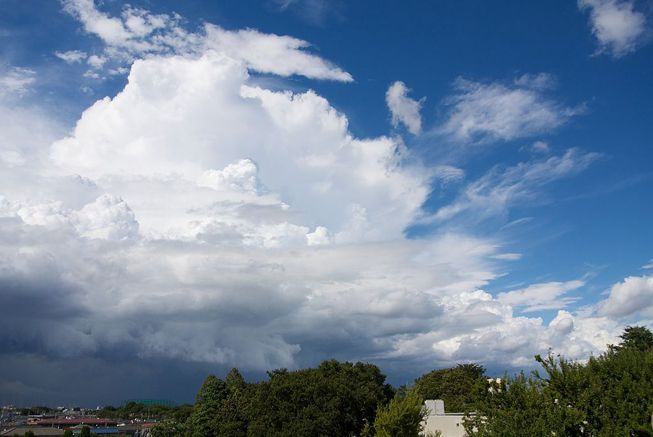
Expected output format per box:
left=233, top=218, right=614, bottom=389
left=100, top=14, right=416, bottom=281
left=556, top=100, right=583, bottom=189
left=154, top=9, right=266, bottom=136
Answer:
left=421, top=399, right=467, bottom=437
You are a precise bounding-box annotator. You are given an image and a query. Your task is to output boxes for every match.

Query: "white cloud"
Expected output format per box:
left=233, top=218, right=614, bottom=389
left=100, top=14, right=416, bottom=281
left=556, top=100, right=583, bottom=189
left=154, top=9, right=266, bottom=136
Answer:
left=272, top=0, right=340, bottom=26
left=87, top=54, right=107, bottom=69
left=432, top=148, right=599, bottom=222
left=73, top=194, right=139, bottom=240
left=549, top=310, right=575, bottom=335
left=432, top=165, right=465, bottom=185
left=51, top=53, right=425, bottom=243
left=599, top=275, right=653, bottom=317
left=0, top=4, right=640, bottom=390
left=197, top=159, right=260, bottom=194
left=55, top=50, right=88, bottom=63
left=60, top=0, right=352, bottom=81
left=643, top=258, right=653, bottom=269
left=202, top=25, right=352, bottom=81
left=498, top=279, right=585, bottom=313
left=62, top=0, right=133, bottom=46
left=0, top=67, right=36, bottom=97
left=384, top=290, right=621, bottom=367
left=0, top=103, right=63, bottom=173
left=578, top=0, right=648, bottom=58
left=0, top=44, right=614, bottom=375
left=531, top=140, right=551, bottom=154
left=438, top=76, right=582, bottom=144
left=386, top=81, right=424, bottom=135
left=514, top=73, right=557, bottom=90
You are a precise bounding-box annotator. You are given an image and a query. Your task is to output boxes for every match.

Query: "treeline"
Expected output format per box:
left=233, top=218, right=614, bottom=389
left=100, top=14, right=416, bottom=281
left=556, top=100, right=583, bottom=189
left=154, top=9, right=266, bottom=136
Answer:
left=96, top=402, right=193, bottom=422
left=465, top=326, right=653, bottom=436
left=147, top=360, right=487, bottom=437
left=154, top=361, right=396, bottom=437
left=144, top=326, right=653, bottom=436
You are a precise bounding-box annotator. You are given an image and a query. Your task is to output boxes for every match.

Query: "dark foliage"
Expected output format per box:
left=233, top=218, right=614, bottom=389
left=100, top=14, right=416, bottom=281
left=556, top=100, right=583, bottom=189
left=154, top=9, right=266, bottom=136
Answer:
left=414, top=363, right=486, bottom=412
left=181, top=361, right=393, bottom=437
left=96, top=402, right=192, bottom=422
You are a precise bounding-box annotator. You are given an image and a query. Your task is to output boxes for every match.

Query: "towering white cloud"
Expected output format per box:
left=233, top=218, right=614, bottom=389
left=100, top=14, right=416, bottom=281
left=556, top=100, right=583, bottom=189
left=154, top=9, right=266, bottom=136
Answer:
left=578, top=0, right=648, bottom=58
left=74, top=194, right=139, bottom=240
left=386, top=81, right=424, bottom=135
left=51, top=52, right=427, bottom=243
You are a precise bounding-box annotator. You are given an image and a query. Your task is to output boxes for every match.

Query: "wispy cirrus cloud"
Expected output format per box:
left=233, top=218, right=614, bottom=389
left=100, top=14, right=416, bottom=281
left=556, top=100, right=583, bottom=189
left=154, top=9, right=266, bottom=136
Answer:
left=438, top=74, right=583, bottom=144
left=430, top=148, right=599, bottom=223
left=0, top=66, right=36, bottom=98
left=271, top=0, right=344, bottom=26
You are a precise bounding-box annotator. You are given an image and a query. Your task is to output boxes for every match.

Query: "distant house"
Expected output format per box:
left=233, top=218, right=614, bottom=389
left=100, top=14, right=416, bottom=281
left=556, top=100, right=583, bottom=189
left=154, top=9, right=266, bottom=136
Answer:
left=0, top=426, right=64, bottom=436
left=70, top=425, right=121, bottom=435
left=36, top=418, right=117, bottom=428
left=421, top=399, right=467, bottom=437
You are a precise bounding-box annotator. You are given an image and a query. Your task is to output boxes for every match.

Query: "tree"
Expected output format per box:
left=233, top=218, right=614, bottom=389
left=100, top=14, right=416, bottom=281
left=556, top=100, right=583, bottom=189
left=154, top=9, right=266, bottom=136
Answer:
left=186, top=375, right=229, bottom=437
left=225, top=368, right=246, bottom=392
left=373, top=388, right=427, bottom=437
left=614, top=325, right=653, bottom=352
left=79, top=427, right=91, bottom=437
left=24, top=432, right=35, bottom=437
left=63, top=431, right=73, bottom=437
left=151, top=419, right=187, bottom=437
left=246, top=360, right=393, bottom=436
left=414, top=363, right=486, bottom=412
left=465, top=326, right=653, bottom=436
left=213, top=368, right=250, bottom=437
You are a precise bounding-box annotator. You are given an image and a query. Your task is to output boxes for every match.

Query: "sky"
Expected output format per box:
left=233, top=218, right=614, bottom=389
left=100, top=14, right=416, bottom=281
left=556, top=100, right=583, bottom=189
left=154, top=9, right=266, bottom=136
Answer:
left=0, top=0, right=652, bottom=406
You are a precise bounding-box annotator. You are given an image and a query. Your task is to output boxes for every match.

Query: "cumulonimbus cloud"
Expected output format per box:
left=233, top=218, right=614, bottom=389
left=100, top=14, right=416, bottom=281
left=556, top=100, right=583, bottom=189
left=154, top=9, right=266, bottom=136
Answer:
left=0, top=0, right=644, bottom=404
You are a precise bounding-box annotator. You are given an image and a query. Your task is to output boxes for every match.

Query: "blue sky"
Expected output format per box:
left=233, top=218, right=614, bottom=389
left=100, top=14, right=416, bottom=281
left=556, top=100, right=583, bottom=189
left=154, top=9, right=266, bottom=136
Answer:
left=0, top=0, right=652, bottom=405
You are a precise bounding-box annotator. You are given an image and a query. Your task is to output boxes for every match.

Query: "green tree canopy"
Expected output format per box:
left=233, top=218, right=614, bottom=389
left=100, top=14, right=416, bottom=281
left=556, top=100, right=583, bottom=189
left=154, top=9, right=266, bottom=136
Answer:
left=614, top=325, right=653, bottom=352
left=186, top=375, right=229, bottom=437
left=466, top=326, right=653, bottom=436
left=246, top=360, right=393, bottom=437
left=373, top=388, right=427, bottom=437
left=414, top=363, right=486, bottom=412
left=225, top=368, right=247, bottom=396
